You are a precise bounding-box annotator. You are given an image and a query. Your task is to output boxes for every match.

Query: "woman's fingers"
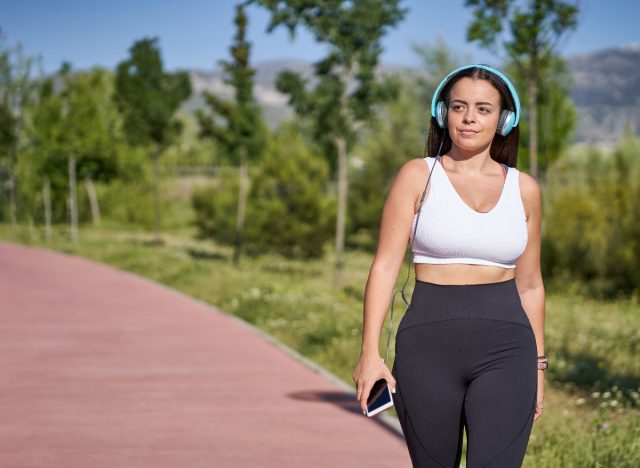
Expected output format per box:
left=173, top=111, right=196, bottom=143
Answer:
left=533, top=400, right=544, bottom=421
left=354, top=356, right=395, bottom=415
left=359, top=381, right=374, bottom=414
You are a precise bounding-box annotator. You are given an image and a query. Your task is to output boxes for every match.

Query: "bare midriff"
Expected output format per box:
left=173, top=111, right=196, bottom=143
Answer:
left=415, top=263, right=515, bottom=285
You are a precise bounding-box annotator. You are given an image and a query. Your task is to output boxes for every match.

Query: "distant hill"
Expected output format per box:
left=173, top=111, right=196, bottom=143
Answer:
left=183, top=45, right=640, bottom=145
left=568, top=43, right=640, bottom=144
left=183, top=59, right=312, bottom=126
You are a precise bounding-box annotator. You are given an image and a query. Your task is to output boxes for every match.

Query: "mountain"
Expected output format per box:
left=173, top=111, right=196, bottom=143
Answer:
left=182, top=60, right=312, bottom=127
left=568, top=43, right=640, bottom=144
left=183, top=45, right=640, bottom=145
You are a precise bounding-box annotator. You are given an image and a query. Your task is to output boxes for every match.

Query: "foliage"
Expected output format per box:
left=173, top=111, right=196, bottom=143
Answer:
left=465, top=0, right=580, bottom=59
left=542, top=128, right=640, bottom=298
left=92, top=145, right=155, bottom=228
left=191, top=169, right=239, bottom=246
left=410, top=35, right=473, bottom=107
left=347, top=77, right=424, bottom=250
left=251, top=0, right=407, bottom=277
left=114, top=37, right=191, bottom=149
left=0, top=29, right=39, bottom=222
left=196, top=4, right=267, bottom=264
left=251, top=0, right=407, bottom=174
left=192, top=125, right=335, bottom=258
left=245, top=124, right=335, bottom=258
left=114, top=37, right=191, bottom=239
left=196, top=4, right=266, bottom=165
left=507, top=55, right=577, bottom=173
left=18, top=66, right=125, bottom=223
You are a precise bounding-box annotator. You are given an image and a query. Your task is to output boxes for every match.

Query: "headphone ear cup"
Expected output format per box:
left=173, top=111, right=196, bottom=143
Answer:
left=436, top=101, right=448, bottom=128
left=497, top=110, right=515, bottom=136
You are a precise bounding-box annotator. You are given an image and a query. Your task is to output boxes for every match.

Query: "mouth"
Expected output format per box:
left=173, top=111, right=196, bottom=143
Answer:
left=458, top=129, right=479, bottom=136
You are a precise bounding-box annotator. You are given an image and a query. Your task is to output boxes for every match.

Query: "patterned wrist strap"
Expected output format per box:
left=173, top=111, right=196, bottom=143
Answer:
left=537, top=355, right=548, bottom=370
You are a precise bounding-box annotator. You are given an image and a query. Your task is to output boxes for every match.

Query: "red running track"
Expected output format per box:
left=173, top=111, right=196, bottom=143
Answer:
left=0, top=242, right=411, bottom=468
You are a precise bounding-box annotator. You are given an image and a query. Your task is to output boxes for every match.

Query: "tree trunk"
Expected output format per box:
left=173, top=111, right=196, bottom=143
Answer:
left=28, top=216, right=35, bottom=240
left=152, top=146, right=162, bottom=244
left=233, top=148, right=249, bottom=266
left=8, top=177, right=17, bottom=230
left=334, top=136, right=348, bottom=288
left=529, top=62, right=539, bottom=180
left=68, top=156, right=78, bottom=242
left=43, top=178, right=52, bottom=241
left=84, top=177, right=101, bottom=226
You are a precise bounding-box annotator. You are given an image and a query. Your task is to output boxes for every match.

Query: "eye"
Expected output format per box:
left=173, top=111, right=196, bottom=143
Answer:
left=451, top=104, right=465, bottom=111
left=479, top=106, right=491, bottom=113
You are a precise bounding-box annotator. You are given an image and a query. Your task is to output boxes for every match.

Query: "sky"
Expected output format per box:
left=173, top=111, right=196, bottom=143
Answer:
left=1, top=0, right=639, bottom=75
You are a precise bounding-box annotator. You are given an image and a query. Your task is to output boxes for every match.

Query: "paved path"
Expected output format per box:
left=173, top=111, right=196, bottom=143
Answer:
left=0, top=242, right=411, bottom=467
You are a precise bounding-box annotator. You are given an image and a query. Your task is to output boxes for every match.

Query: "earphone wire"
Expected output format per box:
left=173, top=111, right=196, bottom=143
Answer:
left=384, top=136, right=443, bottom=365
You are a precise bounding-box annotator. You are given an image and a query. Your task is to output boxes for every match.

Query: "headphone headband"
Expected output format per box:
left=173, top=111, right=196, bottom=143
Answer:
left=430, top=64, right=521, bottom=128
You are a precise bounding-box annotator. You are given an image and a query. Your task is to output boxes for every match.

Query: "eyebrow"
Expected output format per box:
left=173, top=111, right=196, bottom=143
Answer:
left=450, top=99, right=496, bottom=107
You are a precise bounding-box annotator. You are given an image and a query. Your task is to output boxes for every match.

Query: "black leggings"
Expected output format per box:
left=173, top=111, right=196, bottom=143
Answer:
left=391, top=278, right=538, bottom=468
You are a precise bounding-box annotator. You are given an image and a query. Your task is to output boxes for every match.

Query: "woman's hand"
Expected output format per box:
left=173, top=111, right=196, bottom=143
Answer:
left=534, top=370, right=545, bottom=421
left=353, top=352, right=396, bottom=415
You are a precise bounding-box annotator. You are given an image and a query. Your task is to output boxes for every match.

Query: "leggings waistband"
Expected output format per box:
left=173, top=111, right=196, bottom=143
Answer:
left=400, top=277, right=532, bottom=329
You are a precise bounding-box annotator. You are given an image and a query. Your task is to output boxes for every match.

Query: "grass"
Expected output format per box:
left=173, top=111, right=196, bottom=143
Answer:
left=2, top=220, right=639, bottom=467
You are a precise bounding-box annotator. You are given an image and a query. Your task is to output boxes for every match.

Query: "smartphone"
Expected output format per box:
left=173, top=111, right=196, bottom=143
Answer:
left=366, top=378, right=394, bottom=417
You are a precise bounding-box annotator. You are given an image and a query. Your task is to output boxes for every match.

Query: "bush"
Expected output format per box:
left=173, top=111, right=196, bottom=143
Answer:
left=192, top=125, right=335, bottom=258
left=542, top=129, right=640, bottom=298
left=191, top=170, right=239, bottom=245
left=246, top=125, right=335, bottom=258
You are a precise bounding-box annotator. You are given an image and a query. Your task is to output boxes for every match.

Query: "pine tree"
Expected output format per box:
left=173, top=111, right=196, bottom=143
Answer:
left=197, top=4, right=267, bottom=265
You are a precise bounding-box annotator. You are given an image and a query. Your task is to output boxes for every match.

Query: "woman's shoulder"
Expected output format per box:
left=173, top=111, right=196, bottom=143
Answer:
left=516, top=169, right=542, bottom=220
left=516, top=169, right=540, bottom=197
left=398, top=156, right=433, bottom=178
left=390, top=157, right=433, bottom=198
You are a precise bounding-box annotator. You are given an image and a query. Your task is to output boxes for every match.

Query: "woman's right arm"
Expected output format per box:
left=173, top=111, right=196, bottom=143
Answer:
left=352, top=157, right=429, bottom=413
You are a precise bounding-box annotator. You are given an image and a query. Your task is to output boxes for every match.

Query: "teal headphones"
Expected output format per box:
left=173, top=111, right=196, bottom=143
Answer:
left=431, top=64, right=521, bottom=137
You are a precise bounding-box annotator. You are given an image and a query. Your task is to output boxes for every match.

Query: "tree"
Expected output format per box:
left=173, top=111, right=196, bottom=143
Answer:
left=114, top=37, right=191, bottom=243
left=411, top=35, right=472, bottom=107
left=465, top=0, right=580, bottom=179
left=0, top=29, right=39, bottom=226
left=506, top=55, right=576, bottom=178
left=250, top=0, right=407, bottom=285
left=197, top=4, right=267, bottom=265
left=20, top=65, right=123, bottom=225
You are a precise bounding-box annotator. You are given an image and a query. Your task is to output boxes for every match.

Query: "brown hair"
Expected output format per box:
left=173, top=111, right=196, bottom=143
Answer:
left=424, top=66, right=520, bottom=167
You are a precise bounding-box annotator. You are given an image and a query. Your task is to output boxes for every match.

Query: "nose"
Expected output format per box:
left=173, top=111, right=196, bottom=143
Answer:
left=462, top=108, right=476, bottom=124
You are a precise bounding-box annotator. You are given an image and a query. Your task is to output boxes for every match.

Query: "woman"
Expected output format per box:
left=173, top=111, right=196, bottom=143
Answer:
left=352, top=64, right=547, bottom=467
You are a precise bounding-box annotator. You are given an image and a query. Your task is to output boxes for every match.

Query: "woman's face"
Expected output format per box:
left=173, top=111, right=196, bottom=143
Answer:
left=446, top=77, right=502, bottom=152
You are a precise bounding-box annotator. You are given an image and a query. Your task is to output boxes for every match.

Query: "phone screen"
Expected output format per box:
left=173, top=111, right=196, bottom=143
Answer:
left=366, top=378, right=393, bottom=417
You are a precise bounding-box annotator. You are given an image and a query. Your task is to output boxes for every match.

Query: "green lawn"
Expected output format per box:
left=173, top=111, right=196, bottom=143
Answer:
left=2, top=222, right=639, bottom=467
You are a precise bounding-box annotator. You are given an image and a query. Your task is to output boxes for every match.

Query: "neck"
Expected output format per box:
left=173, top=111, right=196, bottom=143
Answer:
left=444, top=144, right=494, bottom=176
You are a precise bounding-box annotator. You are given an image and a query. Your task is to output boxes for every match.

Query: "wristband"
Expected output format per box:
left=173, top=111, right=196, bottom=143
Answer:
left=537, top=355, right=548, bottom=371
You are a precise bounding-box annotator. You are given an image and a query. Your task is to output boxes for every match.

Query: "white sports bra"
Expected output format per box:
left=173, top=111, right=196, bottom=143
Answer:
left=410, top=155, right=528, bottom=269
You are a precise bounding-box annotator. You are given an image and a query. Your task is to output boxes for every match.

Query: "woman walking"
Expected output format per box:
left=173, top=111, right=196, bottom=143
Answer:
left=352, top=64, right=546, bottom=467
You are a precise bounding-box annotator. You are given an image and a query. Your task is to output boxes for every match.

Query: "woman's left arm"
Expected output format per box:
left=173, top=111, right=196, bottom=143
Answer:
left=514, top=171, right=545, bottom=419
